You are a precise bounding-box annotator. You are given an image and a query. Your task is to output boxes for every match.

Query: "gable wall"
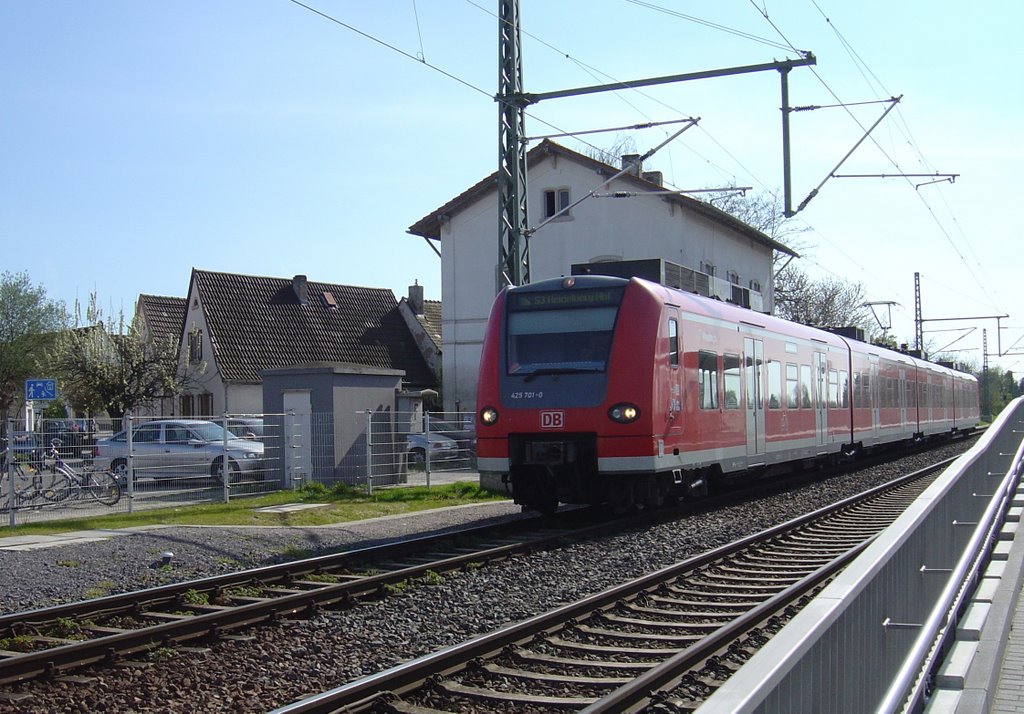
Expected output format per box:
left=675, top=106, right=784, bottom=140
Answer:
left=439, top=153, right=775, bottom=412
left=176, top=282, right=263, bottom=417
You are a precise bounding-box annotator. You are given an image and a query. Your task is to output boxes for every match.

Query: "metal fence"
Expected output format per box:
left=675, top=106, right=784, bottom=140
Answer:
left=2, top=412, right=478, bottom=527
left=699, top=398, right=1024, bottom=713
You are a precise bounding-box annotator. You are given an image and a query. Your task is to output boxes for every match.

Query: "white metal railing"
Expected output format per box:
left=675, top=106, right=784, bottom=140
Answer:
left=699, top=398, right=1024, bottom=713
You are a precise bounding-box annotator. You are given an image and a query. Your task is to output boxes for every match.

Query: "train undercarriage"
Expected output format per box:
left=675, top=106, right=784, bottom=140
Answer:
left=499, top=428, right=977, bottom=515
left=503, top=432, right=712, bottom=514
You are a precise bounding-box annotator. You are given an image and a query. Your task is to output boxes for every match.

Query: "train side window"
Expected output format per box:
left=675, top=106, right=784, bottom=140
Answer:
left=800, top=364, right=812, bottom=408
left=668, top=318, right=679, bottom=367
left=828, top=369, right=839, bottom=408
left=840, top=371, right=849, bottom=408
left=786, top=363, right=799, bottom=408
left=698, top=350, right=719, bottom=409
left=767, top=360, right=782, bottom=409
left=723, top=354, right=740, bottom=409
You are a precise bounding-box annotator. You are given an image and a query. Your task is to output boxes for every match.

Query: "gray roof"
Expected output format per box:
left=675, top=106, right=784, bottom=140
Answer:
left=418, top=299, right=442, bottom=345
left=137, top=294, right=186, bottom=348
left=190, top=269, right=435, bottom=387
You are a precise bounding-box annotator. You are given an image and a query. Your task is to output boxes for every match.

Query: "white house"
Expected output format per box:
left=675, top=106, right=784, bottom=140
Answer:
left=407, top=139, right=797, bottom=413
left=175, top=269, right=436, bottom=417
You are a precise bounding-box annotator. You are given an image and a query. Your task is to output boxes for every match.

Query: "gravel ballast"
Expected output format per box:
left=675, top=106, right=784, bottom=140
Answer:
left=0, top=441, right=976, bottom=712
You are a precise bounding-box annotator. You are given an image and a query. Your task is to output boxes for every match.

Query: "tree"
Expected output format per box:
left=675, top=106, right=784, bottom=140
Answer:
left=578, top=134, right=638, bottom=168
left=703, top=186, right=810, bottom=257
left=707, top=188, right=877, bottom=334
left=979, top=366, right=1023, bottom=419
left=774, top=267, right=875, bottom=334
left=46, top=299, right=202, bottom=421
left=0, top=272, right=67, bottom=432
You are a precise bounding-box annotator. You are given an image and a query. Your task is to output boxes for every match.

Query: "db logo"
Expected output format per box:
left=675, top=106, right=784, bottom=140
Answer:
left=540, top=411, right=565, bottom=429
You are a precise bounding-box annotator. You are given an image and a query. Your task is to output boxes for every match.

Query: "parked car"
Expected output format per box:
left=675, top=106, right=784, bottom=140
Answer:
left=39, top=419, right=94, bottom=459
left=423, top=416, right=476, bottom=453
left=405, top=431, right=460, bottom=465
left=227, top=418, right=264, bottom=440
left=93, top=419, right=264, bottom=484
left=2, top=432, right=42, bottom=469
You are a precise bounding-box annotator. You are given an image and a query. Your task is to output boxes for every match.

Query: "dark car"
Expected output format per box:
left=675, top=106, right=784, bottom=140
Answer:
left=2, top=432, right=42, bottom=468
left=40, top=419, right=95, bottom=459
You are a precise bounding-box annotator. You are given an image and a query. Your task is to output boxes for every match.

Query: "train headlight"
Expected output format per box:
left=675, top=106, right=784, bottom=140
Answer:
left=480, top=407, right=499, bottom=426
left=608, top=403, right=640, bottom=424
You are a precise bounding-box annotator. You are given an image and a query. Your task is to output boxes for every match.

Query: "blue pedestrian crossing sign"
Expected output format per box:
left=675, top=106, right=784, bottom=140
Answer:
left=25, top=379, right=57, bottom=401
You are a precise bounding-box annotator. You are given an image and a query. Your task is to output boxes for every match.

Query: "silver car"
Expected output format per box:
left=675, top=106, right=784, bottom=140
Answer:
left=94, top=419, right=264, bottom=484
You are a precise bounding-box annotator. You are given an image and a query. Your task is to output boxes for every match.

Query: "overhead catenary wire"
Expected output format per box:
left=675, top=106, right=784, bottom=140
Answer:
left=288, top=0, right=1011, bottom=370
left=752, top=0, right=1003, bottom=316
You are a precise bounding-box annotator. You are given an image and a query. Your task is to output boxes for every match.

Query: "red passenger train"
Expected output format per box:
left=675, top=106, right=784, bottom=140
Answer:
left=476, top=275, right=980, bottom=513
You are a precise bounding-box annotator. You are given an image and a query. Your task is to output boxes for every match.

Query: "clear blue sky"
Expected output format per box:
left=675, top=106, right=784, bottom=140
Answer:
left=3, top=2, right=1021, bottom=372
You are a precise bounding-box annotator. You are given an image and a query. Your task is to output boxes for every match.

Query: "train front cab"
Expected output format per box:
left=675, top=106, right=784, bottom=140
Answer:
left=475, top=276, right=654, bottom=512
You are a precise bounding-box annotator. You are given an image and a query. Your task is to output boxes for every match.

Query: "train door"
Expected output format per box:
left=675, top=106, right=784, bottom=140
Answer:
left=665, top=311, right=683, bottom=439
left=870, top=356, right=880, bottom=441
left=744, top=337, right=765, bottom=460
left=814, top=351, right=828, bottom=449
left=899, top=368, right=907, bottom=431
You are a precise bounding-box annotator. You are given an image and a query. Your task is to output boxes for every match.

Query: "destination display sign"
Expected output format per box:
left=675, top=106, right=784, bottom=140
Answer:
left=508, top=287, right=624, bottom=312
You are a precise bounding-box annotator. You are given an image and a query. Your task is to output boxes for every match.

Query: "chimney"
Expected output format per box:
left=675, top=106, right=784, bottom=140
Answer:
left=408, top=280, right=424, bottom=315
left=621, top=153, right=642, bottom=177
left=642, top=170, right=663, bottom=186
left=292, top=275, right=309, bottom=305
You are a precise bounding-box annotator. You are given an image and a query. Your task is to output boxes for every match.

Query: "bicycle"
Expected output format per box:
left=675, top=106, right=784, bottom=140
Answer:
left=0, top=451, right=61, bottom=512
left=45, top=439, right=121, bottom=506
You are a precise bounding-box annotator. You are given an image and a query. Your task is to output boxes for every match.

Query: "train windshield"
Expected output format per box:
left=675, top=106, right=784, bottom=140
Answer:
left=505, top=287, right=623, bottom=376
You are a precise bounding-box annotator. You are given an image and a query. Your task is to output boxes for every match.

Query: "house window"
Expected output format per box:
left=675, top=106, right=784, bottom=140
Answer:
left=701, top=261, right=716, bottom=278
left=749, top=279, right=761, bottom=293
left=198, top=393, right=213, bottom=417
left=543, top=188, right=571, bottom=219
left=180, top=395, right=194, bottom=417
left=188, top=329, right=203, bottom=362
left=727, top=270, right=740, bottom=285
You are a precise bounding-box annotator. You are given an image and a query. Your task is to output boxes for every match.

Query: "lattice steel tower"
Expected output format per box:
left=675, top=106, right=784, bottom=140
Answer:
left=496, top=0, right=529, bottom=289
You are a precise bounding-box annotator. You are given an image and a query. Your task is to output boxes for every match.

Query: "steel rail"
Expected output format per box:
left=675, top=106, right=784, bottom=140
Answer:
left=271, top=457, right=957, bottom=713
left=1, top=512, right=630, bottom=685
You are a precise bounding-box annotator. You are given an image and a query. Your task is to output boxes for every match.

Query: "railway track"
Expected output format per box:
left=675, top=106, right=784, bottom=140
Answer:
left=270, top=457, right=957, bottom=714
left=0, top=510, right=634, bottom=686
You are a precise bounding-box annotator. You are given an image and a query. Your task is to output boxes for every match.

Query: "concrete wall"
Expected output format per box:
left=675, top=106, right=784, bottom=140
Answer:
left=261, top=363, right=405, bottom=485
left=439, top=152, right=775, bottom=413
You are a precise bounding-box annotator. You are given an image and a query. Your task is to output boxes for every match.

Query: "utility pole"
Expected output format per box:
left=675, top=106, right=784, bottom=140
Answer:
left=983, top=328, right=990, bottom=419
left=914, top=272, right=924, bottom=354
left=494, top=0, right=815, bottom=291
left=496, top=0, right=529, bottom=290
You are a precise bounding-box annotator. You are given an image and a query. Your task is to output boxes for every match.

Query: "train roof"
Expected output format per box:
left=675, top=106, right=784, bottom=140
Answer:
left=635, top=278, right=977, bottom=380
left=503, top=276, right=977, bottom=382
